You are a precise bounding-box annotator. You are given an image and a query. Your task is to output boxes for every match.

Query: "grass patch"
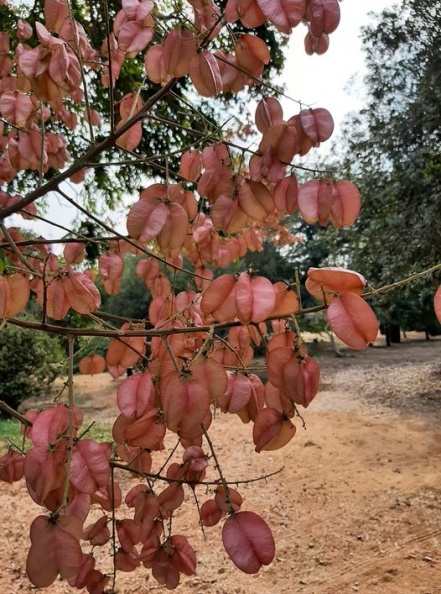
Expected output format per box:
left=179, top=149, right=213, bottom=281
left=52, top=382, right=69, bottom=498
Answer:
left=0, top=418, right=113, bottom=449
left=0, top=419, right=23, bottom=448
left=78, top=421, right=113, bottom=442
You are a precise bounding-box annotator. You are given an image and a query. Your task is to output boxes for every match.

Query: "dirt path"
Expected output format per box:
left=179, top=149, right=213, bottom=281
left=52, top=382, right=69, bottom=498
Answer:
left=1, top=336, right=440, bottom=594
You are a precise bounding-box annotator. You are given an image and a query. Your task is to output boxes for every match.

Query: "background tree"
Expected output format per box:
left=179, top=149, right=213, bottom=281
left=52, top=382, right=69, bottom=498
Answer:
left=99, top=252, right=151, bottom=319
left=0, top=324, right=63, bottom=413
left=336, top=0, right=441, bottom=335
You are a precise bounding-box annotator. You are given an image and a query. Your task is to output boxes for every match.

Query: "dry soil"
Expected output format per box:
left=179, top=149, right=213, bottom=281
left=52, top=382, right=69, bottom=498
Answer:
left=1, top=334, right=440, bottom=594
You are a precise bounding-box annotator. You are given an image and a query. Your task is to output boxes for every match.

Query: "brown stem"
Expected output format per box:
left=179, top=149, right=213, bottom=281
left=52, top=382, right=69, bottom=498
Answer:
left=110, top=464, right=117, bottom=592
left=56, top=187, right=208, bottom=278
left=0, top=79, right=178, bottom=220
left=162, top=336, right=181, bottom=373
left=362, top=263, right=441, bottom=298
left=215, top=334, right=248, bottom=371
left=109, top=459, right=284, bottom=486
left=4, top=260, right=441, bottom=339
left=102, top=0, right=115, bottom=132
left=38, top=107, right=45, bottom=187
left=62, top=335, right=76, bottom=509
left=200, top=424, right=234, bottom=514
left=0, top=400, right=33, bottom=426
left=41, top=254, right=51, bottom=326
left=66, top=0, right=95, bottom=144
left=0, top=223, right=40, bottom=275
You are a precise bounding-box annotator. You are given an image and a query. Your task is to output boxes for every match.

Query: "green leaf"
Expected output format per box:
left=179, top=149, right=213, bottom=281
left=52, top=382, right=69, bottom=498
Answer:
left=0, top=249, right=6, bottom=273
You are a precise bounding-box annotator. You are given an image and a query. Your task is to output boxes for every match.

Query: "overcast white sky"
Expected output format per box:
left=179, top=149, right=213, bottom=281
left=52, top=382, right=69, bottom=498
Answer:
left=11, top=0, right=398, bottom=238
left=282, top=0, right=397, bottom=134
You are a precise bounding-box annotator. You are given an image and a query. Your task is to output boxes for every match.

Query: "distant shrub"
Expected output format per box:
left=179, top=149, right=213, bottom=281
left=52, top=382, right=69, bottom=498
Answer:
left=73, top=335, right=110, bottom=374
left=0, top=325, right=64, bottom=413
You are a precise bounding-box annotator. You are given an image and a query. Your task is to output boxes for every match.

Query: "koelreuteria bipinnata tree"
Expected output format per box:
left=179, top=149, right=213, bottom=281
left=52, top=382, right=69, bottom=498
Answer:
left=0, top=0, right=440, bottom=592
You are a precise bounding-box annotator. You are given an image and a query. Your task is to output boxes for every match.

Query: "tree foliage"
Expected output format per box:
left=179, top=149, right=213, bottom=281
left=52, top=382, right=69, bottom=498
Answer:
left=99, top=253, right=151, bottom=319
left=337, top=0, right=441, bottom=330
left=0, top=0, right=440, bottom=591
left=0, top=324, right=63, bottom=412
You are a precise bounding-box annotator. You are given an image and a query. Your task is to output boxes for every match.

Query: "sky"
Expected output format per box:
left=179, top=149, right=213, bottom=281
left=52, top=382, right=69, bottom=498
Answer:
left=10, top=0, right=398, bottom=239
left=283, top=0, right=397, bottom=137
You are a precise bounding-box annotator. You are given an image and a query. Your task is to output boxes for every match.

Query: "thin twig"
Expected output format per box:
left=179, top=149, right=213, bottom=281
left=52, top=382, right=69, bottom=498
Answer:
left=38, top=107, right=45, bottom=187
left=102, top=0, right=115, bottom=132
left=62, top=335, right=76, bottom=508
left=109, top=459, right=285, bottom=486
left=0, top=235, right=123, bottom=251
left=4, top=261, right=441, bottom=339
left=110, top=464, right=117, bottom=592
left=162, top=335, right=182, bottom=373
left=66, top=0, right=95, bottom=144
left=201, top=424, right=234, bottom=514
left=215, top=334, right=248, bottom=371
left=362, top=263, right=441, bottom=298
left=56, top=186, right=209, bottom=279
left=0, top=400, right=33, bottom=426
left=0, top=223, right=40, bottom=275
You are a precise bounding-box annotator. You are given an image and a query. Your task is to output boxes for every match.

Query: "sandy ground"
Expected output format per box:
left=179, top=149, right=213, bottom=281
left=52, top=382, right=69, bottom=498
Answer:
left=1, top=334, right=440, bottom=594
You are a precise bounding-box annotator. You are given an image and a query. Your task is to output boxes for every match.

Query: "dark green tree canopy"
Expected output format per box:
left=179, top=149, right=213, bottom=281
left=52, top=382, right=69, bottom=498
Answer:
left=0, top=324, right=63, bottom=413
left=335, top=0, right=441, bottom=331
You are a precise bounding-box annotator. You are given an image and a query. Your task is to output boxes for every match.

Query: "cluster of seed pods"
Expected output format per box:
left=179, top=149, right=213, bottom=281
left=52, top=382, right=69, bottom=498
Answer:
left=0, top=261, right=382, bottom=591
